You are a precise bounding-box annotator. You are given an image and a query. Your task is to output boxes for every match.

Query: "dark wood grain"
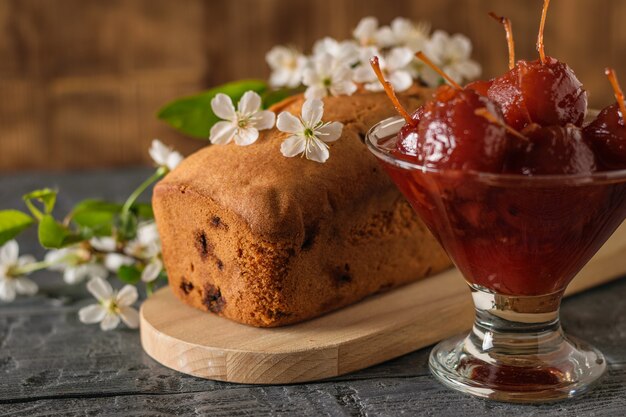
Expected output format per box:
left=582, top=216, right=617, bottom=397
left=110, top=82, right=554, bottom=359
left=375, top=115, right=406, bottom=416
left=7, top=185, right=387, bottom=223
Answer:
left=0, top=169, right=625, bottom=415
left=0, top=0, right=624, bottom=171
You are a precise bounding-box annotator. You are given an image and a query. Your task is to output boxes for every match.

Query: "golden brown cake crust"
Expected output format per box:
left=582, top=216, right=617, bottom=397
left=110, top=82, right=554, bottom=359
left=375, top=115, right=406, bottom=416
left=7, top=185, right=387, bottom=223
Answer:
left=153, top=88, right=452, bottom=327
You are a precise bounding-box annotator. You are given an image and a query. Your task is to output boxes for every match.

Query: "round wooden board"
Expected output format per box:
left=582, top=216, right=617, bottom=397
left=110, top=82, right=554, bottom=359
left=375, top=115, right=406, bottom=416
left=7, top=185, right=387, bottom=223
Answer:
left=140, top=224, right=626, bottom=385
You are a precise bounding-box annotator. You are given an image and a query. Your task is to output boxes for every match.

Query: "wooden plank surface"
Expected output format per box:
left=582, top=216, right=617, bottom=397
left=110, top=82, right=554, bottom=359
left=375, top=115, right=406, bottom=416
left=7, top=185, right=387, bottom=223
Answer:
left=0, top=0, right=624, bottom=171
left=0, top=169, right=625, bottom=416
left=139, top=222, right=626, bottom=384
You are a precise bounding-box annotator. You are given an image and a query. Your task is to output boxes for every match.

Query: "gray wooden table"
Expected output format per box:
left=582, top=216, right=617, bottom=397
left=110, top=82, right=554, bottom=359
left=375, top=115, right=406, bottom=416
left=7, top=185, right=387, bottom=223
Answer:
left=1, top=169, right=625, bottom=416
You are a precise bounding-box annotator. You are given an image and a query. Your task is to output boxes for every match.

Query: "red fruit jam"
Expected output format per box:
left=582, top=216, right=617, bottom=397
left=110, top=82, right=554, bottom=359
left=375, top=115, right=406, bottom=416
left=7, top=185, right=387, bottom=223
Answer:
left=376, top=128, right=626, bottom=296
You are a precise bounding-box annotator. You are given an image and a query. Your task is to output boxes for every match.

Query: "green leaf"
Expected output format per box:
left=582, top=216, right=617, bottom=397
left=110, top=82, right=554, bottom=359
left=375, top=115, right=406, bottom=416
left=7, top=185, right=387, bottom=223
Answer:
left=0, top=210, right=34, bottom=246
left=157, top=79, right=268, bottom=139
left=70, top=199, right=122, bottom=235
left=261, top=87, right=302, bottom=108
left=38, top=215, right=70, bottom=248
left=133, top=203, right=154, bottom=220
left=23, top=188, right=58, bottom=219
left=118, top=265, right=141, bottom=285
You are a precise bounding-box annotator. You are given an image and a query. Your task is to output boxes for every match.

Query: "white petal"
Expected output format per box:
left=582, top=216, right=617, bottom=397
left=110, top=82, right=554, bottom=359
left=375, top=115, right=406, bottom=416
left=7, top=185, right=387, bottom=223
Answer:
left=64, top=267, right=83, bottom=284
left=234, top=127, right=260, bottom=146
left=424, top=31, right=448, bottom=63
left=209, top=121, right=237, bottom=145
left=317, top=122, right=343, bottom=143
left=269, top=69, right=294, bottom=88
left=419, top=66, right=442, bottom=87
left=314, top=54, right=334, bottom=76
left=148, top=140, right=168, bottom=166
left=237, top=91, right=262, bottom=116
left=329, top=80, right=357, bottom=97
left=100, top=313, right=120, bottom=331
left=302, top=67, right=321, bottom=87
left=276, top=112, right=303, bottom=134
left=119, top=306, right=140, bottom=329
left=90, top=237, right=117, bottom=252
left=141, top=259, right=162, bottom=283
left=266, top=45, right=289, bottom=68
left=15, top=277, right=38, bottom=295
left=86, top=276, right=113, bottom=301
left=353, top=65, right=376, bottom=84
left=17, top=255, right=36, bottom=268
left=305, top=85, right=328, bottom=100
left=280, top=135, right=307, bottom=158
left=104, top=253, right=134, bottom=272
left=305, top=138, right=330, bottom=163
left=0, top=240, right=19, bottom=265
left=0, top=279, right=16, bottom=302
left=354, top=17, right=378, bottom=44
left=116, top=284, right=139, bottom=306
left=449, top=34, right=472, bottom=59
left=251, top=110, right=276, bottom=131
left=45, top=249, right=70, bottom=270
left=336, top=41, right=360, bottom=64
left=386, top=47, right=414, bottom=71
left=78, top=304, right=106, bottom=324
left=166, top=151, right=184, bottom=171
left=375, top=26, right=395, bottom=48
left=143, top=242, right=161, bottom=259
left=387, top=70, right=413, bottom=92
left=452, top=60, right=482, bottom=81
left=210, top=93, right=236, bottom=120
left=137, top=223, right=159, bottom=244
left=391, top=17, right=413, bottom=37
left=302, top=99, right=324, bottom=126
left=364, top=81, right=384, bottom=92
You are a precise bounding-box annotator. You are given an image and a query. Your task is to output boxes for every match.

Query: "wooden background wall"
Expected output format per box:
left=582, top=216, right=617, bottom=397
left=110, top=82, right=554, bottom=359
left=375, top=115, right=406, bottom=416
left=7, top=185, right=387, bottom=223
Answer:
left=0, top=0, right=623, bottom=171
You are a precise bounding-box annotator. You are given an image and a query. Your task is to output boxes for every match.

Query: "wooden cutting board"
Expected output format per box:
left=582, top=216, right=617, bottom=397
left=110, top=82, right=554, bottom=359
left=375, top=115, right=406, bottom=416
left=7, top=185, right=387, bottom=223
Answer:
left=140, top=223, right=626, bottom=385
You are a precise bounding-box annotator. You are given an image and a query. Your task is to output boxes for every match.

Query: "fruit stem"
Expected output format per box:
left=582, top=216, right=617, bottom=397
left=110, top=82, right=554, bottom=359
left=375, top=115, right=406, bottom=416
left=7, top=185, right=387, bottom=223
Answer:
left=474, top=108, right=529, bottom=141
left=606, top=67, right=626, bottom=123
left=489, top=12, right=515, bottom=70
left=537, top=0, right=550, bottom=64
left=415, top=51, right=463, bottom=90
left=369, top=56, right=415, bottom=126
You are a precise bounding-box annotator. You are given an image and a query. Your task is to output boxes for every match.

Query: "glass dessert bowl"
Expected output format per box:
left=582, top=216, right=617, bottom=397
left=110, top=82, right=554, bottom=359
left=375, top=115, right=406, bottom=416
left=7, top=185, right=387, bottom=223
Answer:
left=366, top=116, right=626, bottom=403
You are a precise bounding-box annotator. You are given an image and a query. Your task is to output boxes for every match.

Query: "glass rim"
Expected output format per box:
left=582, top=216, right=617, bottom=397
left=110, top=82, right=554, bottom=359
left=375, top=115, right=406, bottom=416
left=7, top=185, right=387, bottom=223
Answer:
left=365, top=116, right=626, bottom=186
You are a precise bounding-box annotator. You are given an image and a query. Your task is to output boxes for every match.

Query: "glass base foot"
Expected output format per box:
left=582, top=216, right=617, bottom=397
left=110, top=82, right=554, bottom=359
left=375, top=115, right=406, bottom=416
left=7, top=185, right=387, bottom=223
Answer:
left=429, top=332, right=606, bottom=403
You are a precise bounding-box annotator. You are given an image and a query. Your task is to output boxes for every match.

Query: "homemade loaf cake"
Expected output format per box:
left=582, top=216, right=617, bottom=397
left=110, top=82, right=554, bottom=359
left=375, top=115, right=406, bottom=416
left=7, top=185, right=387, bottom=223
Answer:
left=153, top=88, right=451, bottom=327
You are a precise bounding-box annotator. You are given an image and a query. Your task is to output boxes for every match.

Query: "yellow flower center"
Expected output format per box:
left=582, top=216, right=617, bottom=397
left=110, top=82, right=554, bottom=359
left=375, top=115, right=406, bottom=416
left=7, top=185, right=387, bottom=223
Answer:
left=102, top=299, right=119, bottom=314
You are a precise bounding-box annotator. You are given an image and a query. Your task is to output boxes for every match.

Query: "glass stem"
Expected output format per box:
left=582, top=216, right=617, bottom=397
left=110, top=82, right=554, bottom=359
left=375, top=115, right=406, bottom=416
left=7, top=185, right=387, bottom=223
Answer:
left=469, top=285, right=564, bottom=356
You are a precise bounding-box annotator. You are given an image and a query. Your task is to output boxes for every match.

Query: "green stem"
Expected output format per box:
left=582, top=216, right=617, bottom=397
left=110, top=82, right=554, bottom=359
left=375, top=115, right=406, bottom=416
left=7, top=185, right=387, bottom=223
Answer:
left=10, top=260, right=54, bottom=276
left=121, top=167, right=166, bottom=219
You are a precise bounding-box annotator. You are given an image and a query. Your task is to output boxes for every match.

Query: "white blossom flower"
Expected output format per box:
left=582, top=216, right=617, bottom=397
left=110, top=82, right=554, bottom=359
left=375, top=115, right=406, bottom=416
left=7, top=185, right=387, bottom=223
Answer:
left=353, top=47, right=414, bottom=92
left=422, top=30, right=481, bottom=86
left=276, top=99, right=343, bottom=163
left=149, top=139, right=183, bottom=172
left=312, top=37, right=360, bottom=65
left=0, top=241, right=38, bottom=302
left=353, top=17, right=391, bottom=47
left=303, top=53, right=357, bottom=100
left=78, top=277, right=139, bottom=331
left=124, top=222, right=163, bottom=283
left=209, top=91, right=276, bottom=146
left=266, top=46, right=308, bottom=88
left=90, top=237, right=134, bottom=273
left=385, top=18, right=431, bottom=51
left=45, top=246, right=108, bottom=285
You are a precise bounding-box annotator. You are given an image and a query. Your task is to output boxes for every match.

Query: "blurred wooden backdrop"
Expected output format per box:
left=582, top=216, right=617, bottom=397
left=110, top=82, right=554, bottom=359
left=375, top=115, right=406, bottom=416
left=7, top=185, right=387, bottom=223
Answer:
left=0, top=0, right=623, bottom=171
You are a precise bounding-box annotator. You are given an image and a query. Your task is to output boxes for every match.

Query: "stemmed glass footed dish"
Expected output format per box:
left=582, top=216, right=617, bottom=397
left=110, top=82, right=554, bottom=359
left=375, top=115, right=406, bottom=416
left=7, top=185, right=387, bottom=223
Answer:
left=366, top=116, right=626, bottom=403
